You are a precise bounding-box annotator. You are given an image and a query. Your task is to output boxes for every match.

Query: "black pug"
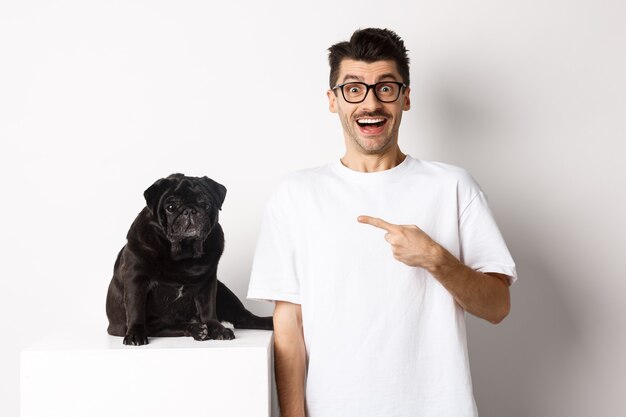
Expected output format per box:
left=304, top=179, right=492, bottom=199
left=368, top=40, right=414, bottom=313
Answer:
left=106, top=174, right=273, bottom=346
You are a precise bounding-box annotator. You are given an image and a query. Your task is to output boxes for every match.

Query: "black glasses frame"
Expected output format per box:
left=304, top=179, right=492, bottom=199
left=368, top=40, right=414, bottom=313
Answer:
left=332, top=81, right=407, bottom=103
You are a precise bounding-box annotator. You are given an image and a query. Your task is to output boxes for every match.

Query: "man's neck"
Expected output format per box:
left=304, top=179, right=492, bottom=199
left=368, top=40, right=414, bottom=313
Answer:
left=340, top=147, right=406, bottom=173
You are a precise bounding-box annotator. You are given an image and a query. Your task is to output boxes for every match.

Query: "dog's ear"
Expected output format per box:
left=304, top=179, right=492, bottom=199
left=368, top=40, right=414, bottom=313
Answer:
left=144, top=176, right=176, bottom=215
left=199, top=176, right=227, bottom=210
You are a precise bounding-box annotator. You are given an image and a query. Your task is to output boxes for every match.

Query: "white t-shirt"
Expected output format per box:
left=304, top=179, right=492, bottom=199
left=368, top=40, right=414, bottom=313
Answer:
left=247, top=155, right=517, bottom=417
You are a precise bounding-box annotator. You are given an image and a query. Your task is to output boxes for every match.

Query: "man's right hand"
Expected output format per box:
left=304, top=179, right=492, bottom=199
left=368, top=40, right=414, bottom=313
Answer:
left=274, top=301, right=307, bottom=417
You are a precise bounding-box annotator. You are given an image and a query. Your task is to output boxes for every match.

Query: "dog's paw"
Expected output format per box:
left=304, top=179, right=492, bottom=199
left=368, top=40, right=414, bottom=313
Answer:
left=209, top=326, right=235, bottom=341
left=189, top=322, right=235, bottom=341
left=188, top=323, right=210, bottom=341
left=123, top=327, right=148, bottom=346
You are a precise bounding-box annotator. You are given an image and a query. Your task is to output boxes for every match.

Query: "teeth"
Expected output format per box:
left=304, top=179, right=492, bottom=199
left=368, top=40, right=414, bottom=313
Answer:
left=357, top=118, right=385, bottom=124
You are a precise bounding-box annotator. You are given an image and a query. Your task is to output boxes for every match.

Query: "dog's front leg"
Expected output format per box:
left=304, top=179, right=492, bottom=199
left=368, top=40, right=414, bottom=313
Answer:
left=194, top=277, right=235, bottom=340
left=123, top=276, right=149, bottom=346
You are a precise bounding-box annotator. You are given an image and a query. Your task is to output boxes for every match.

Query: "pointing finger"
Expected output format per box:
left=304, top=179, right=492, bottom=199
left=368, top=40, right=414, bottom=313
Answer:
left=357, top=215, right=398, bottom=232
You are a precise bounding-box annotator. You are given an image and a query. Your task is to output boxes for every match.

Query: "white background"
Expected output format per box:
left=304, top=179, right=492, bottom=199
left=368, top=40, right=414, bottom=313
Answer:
left=1, top=1, right=625, bottom=416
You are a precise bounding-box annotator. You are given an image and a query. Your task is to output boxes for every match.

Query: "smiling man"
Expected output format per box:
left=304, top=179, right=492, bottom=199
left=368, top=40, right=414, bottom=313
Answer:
left=247, top=28, right=517, bottom=417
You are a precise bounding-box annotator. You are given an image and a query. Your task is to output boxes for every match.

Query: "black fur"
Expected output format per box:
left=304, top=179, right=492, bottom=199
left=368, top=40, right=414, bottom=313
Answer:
left=106, top=174, right=273, bottom=346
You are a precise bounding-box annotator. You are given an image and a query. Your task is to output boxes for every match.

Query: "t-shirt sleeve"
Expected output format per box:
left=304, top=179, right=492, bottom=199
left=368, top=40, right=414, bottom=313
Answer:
left=247, top=185, right=301, bottom=304
left=459, top=191, right=518, bottom=284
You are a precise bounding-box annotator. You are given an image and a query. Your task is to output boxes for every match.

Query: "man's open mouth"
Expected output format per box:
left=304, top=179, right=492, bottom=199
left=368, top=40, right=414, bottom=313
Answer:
left=356, top=117, right=388, bottom=135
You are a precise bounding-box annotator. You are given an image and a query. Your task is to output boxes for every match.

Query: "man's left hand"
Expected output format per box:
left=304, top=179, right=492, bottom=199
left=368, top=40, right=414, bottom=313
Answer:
left=357, top=215, right=444, bottom=271
left=358, top=215, right=511, bottom=324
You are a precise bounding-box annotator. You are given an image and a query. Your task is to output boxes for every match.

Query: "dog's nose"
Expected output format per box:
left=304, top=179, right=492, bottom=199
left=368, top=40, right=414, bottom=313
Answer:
left=183, top=208, right=198, bottom=216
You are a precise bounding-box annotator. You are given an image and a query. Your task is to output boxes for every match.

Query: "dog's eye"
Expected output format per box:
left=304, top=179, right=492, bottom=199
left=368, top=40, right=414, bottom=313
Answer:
left=165, top=204, right=175, bottom=213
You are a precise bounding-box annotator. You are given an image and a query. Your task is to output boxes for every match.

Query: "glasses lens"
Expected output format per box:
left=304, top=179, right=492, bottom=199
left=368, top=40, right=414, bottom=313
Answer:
left=375, top=82, right=401, bottom=102
left=342, top=83, right=367, bottom=103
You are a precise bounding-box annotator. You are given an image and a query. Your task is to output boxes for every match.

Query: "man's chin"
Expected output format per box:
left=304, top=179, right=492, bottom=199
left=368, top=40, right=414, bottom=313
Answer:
left=354, top=135, right=393, bottom=153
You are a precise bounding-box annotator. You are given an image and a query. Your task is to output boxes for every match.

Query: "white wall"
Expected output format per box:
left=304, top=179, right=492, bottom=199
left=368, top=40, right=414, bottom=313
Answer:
left=1, top=1, right=624, bottom=416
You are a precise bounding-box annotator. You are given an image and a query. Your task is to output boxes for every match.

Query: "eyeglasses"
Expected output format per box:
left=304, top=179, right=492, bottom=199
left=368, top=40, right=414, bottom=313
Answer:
left=332, top=81, right=407, bottom=104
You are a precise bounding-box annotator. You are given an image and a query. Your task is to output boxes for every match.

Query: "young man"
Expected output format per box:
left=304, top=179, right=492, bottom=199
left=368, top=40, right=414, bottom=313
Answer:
left=247, top=28, right=516, bottom=417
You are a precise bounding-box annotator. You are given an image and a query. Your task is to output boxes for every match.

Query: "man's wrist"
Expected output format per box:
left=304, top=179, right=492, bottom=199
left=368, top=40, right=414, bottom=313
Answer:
left=426, top=243, right=459, bottom=277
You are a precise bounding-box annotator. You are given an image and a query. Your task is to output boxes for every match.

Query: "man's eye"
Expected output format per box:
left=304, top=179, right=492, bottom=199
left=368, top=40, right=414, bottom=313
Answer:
left=348, top=86, right=361, bottom=93
left=380, top=86, right=391, bottom=92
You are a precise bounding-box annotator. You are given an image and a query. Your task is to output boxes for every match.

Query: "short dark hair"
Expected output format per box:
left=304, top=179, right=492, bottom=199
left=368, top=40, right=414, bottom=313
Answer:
left=327, top=28, right=410, bottom=89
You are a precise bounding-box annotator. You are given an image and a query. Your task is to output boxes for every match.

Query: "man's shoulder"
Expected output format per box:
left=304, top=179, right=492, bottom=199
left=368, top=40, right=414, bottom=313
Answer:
left=266, top=163, right=334, bottom=204
left=411, top=157, right=469, bottom=177
left=410, top=157, right=478, bottom=187
left=276, top=163, right=334, bottom=188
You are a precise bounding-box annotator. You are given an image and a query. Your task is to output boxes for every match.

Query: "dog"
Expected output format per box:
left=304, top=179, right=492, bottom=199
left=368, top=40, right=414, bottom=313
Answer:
left=106, top=173, right=273, bottom=346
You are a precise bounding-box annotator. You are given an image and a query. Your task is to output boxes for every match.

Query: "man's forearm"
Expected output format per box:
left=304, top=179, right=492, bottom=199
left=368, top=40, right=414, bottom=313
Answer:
left=274, top=303, right=307, bottom=417
left=356, top=215, right=511, bottom=324
left=428, top=245, right=511, bottom=324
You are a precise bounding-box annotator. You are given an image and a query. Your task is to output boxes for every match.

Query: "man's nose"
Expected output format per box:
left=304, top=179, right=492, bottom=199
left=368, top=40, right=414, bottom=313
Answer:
left=361, top=88, right=383, bottom=109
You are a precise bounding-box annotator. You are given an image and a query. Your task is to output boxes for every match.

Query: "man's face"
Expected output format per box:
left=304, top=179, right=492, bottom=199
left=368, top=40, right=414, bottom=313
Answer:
left=327, top=59, right=410, bottom=154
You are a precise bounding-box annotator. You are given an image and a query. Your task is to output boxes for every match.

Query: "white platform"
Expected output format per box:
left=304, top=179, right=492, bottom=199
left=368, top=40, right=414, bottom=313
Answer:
left=21, top=329, right=275, bottom=417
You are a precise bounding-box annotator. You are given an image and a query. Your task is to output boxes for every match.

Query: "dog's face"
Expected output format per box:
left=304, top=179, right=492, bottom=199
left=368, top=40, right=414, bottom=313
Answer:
left=143, top=174, right=226, bottom=258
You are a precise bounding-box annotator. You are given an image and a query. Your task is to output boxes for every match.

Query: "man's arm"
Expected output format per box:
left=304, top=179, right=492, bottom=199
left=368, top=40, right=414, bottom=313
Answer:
left=273, top=301, right=306, bottom=417
left=429, top=252, right=511, bottom=324
left=358, top=216, right=511, bottom=324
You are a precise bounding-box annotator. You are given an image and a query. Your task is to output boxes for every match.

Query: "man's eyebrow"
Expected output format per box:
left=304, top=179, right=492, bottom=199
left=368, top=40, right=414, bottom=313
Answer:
left=341, top=74, right=364, bottom=83
left=376, top=73, right=399, bottom=82
left=340, top=73, right=399, bottom=84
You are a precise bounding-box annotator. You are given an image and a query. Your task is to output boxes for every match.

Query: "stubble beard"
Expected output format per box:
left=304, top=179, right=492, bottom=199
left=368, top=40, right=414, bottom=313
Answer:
left=340, top=113, right=400, bottom=155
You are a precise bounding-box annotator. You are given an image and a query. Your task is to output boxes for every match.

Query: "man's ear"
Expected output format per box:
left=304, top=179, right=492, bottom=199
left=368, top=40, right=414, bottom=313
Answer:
left=327, top=90, right=338, bottom=113
left=402, top=86, right=411, bottom=111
